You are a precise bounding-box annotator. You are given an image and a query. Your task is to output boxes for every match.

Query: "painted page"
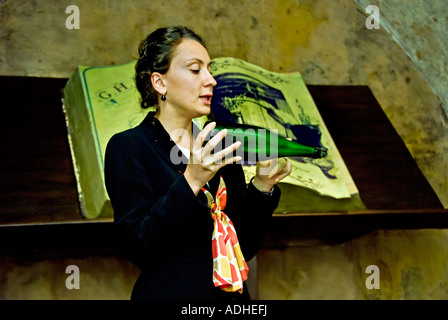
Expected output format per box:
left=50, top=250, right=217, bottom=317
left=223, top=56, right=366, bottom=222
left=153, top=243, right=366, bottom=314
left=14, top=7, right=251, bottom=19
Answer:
left=208, top=57, right=356, bottom=199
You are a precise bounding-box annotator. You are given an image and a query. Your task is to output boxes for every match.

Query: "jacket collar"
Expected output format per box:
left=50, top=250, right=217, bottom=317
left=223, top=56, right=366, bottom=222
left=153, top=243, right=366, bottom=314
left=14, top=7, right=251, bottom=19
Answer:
left=140, top=112, right=199, bottom=174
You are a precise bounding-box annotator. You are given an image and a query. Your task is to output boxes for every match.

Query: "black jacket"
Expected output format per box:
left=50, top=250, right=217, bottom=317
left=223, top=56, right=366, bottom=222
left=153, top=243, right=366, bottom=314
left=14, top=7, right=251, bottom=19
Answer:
left=104, top=113, right=281, bottom=300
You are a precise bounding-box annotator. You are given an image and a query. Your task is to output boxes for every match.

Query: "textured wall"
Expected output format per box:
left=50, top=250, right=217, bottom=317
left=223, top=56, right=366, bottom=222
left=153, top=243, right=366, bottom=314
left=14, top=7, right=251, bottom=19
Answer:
left=356, top=0, right=448, bottom=118
left=0, top=256, right=138, bottom=299
left=353, top=0, right=448, bottom=211
left=259, top=229, right=448, bottom=299
left=1, top=0, right=447, bottom=300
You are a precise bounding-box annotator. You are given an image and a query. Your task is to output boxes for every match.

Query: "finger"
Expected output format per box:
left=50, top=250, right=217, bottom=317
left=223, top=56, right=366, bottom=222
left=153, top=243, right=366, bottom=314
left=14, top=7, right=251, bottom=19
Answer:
left=257, top=159, right=275, bottom=176
left=258, top=159, right=273, bottom=168
left=203, top=128, right=228, bottom=155
left=273, top=171, right=289, bottom=183
left=273, top=159, right=292, bottom=182
left=194, top=122, right=216, bottom=151
left=204, top=129, right=227, bottom=153
left=218, top=155, right=242, bottom=167
left=210, top=141, right=241, bottom=164
left=267, top=158, right=287, bottom=179
left=275, top=163, right=292, bottom=182
left=269, top=159, right=290, bottom=180
left=277, top=157, right=288, bottom=168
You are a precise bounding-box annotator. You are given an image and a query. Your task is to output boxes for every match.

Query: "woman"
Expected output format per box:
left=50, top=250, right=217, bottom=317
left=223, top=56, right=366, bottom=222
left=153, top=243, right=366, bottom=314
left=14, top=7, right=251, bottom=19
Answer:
left=104, top=26, right=292, bottom=300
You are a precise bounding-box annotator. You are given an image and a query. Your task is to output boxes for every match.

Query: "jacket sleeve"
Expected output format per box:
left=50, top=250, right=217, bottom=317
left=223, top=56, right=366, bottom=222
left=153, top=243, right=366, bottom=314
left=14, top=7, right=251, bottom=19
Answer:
left=104, top=132, right=209, bottom=266
left=225, top=165, right=281, bottom=261
left=240, top=182, right=281, bottom=261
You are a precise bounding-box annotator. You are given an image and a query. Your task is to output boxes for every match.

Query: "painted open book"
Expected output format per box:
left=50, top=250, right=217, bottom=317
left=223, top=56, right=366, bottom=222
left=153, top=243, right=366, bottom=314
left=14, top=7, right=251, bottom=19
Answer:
left=62, top=57, right=364, bottom=219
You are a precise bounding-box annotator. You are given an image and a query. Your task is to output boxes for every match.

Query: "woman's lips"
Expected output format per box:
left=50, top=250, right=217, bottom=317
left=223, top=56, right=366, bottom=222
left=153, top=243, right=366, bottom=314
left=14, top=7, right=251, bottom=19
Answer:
left=200, top=94, right=213, bottom=105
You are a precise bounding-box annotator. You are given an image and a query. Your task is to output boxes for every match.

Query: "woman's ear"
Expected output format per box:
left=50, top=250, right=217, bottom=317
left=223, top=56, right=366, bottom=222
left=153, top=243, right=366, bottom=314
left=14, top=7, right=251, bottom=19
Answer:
left=150, top=72, right=166, bottom=96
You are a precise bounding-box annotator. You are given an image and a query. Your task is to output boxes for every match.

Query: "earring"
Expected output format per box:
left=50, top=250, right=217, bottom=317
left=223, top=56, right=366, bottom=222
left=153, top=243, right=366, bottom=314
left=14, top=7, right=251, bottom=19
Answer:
left=161, top=94, right=166, bottom=101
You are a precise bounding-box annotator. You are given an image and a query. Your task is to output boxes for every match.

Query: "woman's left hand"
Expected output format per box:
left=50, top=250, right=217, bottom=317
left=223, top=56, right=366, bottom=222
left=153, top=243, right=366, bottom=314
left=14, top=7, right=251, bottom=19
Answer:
left=252, top=157, right=292, bottom=192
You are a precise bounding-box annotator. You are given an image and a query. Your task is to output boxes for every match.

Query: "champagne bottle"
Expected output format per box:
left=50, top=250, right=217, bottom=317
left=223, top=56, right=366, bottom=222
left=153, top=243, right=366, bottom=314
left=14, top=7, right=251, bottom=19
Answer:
left=206, top=120, right=328, bottom=162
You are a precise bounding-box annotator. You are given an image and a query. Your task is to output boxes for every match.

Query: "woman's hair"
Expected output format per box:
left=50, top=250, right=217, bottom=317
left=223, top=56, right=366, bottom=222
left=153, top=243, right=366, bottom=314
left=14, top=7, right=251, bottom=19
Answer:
left=135, top=25, right=206, bottom=109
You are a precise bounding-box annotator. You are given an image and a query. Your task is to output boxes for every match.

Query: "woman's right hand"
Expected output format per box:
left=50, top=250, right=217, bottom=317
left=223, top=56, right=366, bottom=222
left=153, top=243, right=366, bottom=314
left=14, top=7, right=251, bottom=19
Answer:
left=184, top=122, right=241, bottom=195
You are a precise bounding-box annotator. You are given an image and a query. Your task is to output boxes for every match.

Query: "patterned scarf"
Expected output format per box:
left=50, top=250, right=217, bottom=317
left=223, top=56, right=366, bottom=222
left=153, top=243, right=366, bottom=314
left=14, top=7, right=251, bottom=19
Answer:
left=202, top=176, right=249, bottom=293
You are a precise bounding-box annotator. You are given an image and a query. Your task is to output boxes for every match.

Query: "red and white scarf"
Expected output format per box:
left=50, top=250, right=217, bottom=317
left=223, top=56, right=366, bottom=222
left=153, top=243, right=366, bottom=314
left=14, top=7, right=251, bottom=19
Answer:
left=202, top=176, right=249, bottom=293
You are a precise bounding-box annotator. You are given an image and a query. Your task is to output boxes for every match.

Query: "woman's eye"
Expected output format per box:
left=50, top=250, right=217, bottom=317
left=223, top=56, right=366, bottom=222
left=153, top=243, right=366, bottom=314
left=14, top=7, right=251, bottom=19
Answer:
left=191, top=69, right=200, bottom=74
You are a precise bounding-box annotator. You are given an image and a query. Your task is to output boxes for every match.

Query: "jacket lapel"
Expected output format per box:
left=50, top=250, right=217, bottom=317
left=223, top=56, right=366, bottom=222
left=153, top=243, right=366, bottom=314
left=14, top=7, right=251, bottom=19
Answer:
left=140, top=113, right=188, bottom=173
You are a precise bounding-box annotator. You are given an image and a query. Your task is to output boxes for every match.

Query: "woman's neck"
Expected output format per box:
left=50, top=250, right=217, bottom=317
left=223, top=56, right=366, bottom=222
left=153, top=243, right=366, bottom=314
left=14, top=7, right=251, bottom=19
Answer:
left=155, top=110, right=193, bottom=149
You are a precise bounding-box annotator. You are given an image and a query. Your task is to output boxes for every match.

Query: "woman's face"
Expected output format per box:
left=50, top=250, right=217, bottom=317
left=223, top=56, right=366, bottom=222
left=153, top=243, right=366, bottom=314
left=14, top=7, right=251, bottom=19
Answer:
left=162, top=38, right=217, bottom=119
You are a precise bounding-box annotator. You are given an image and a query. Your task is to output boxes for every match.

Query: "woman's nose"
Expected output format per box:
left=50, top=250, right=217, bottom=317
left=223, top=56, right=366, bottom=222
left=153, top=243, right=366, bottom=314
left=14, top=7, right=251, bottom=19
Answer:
left=204, top=70, right=217, bottom=87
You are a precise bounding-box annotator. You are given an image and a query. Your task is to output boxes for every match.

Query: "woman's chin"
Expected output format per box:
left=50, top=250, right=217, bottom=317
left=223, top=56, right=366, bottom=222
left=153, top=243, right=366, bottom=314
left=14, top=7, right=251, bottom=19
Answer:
left=196, top=106, right=211, bottom=117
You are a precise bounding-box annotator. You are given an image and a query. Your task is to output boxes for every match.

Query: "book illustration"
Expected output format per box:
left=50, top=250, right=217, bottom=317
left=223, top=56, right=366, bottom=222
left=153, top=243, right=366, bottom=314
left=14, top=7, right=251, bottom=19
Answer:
left=211, top=71, right=335, bottom=178
left=210, top=57, right=355, bottom=200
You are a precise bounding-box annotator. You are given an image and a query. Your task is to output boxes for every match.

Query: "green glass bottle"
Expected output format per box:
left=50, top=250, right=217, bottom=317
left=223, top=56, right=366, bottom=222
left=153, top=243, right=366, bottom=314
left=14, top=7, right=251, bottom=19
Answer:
left=207, top=121, right=328, bottom=162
